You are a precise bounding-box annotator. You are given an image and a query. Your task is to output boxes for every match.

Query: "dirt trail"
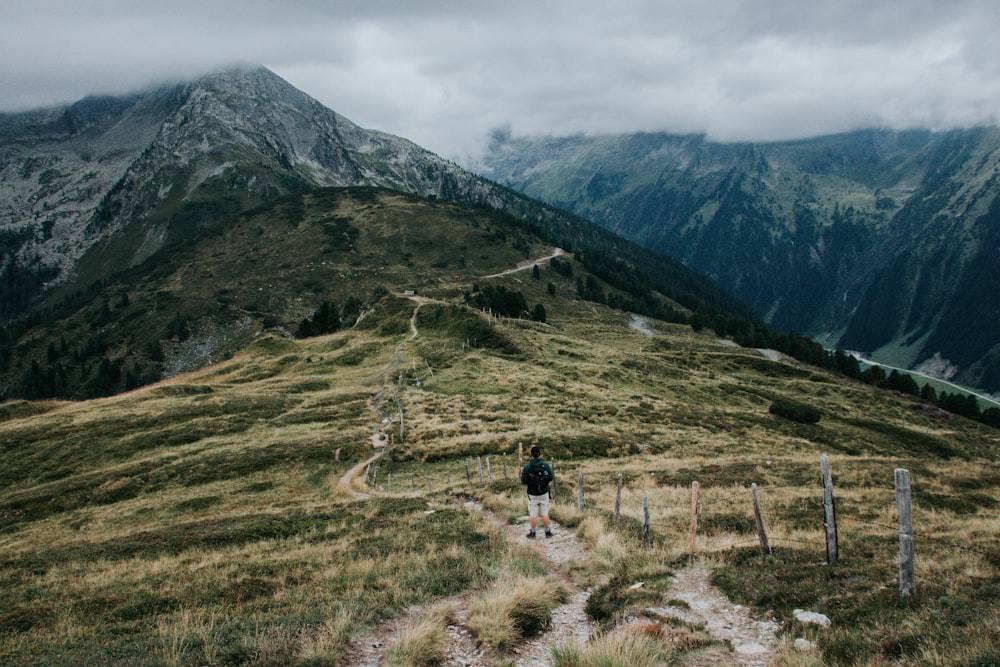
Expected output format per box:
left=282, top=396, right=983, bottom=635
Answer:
left=341, top=498, right=595, bottom=667
left=339, top=504, right=781, bottom=666
left=461, top=499, right=595, bottom=667
left=480, top=248, right=565, bottom=279
left=643, top=567, right=781, bottom=666
left=336, top=451, right=383, bottom=499
left=340, top=271, right=780, bottom=664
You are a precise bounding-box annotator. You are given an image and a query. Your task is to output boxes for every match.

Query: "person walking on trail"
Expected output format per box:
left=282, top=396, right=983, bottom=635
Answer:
left=521, top=445, right=554, bottom=539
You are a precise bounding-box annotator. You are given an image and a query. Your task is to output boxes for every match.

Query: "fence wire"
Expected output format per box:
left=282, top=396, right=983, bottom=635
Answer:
left=364, top=459, right=1000, bottom=589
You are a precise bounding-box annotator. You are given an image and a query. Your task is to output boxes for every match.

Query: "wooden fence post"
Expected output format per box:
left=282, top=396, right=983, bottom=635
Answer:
left=503, top=453, right=508, bottom=480
left=577, top=470, right=585, bottom=510
left=895, top=468, right=915, bottom=598
left=614, top=473, right=623, bottom=522
left=820, top=454, right=839, bottom=565
left=688, top=481, right=700, bottom=552
left=397, top=373, right=405, bottom=441
left=388, top=473, right=392, bottom=493
left=518, top=442, right=523, bottom=471
left=642, top=496, right=651, bottom=549
left=486, top=456, right=492, bottom=482
left=751, top=483, right=772, bottom=555
left=477, top=456, right=484, bottom=483
left=411, top=474, right=415, bottom=491
left=465, top=460, right=471, bottom=485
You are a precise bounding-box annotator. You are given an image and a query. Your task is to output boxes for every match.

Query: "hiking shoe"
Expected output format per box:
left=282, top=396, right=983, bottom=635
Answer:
left=526, top=531, right=536, bottom=539
left=545, top=531, right=554, bottom=538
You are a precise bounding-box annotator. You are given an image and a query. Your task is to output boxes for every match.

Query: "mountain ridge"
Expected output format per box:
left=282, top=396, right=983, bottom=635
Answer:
left=1, top=66, right=507, bottom=297
left=480, top=126, right=1000, bottom=394
left=1, top=66, right=749, bottom=400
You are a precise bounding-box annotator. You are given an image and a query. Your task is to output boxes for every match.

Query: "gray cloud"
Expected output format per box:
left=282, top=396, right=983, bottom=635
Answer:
left=2, top=1, right=998, bottom=163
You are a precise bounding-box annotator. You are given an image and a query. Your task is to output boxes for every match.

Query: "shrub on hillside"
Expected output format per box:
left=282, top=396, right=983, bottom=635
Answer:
left=769, top=398, right=821, bottom=424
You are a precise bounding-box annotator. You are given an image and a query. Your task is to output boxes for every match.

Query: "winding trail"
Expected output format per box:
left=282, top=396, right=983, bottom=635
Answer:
left=481, top=247, right=565, bottom=279
left=336, top=451, right=383, bottom=499
left=337, top=251, right=781, bottom=663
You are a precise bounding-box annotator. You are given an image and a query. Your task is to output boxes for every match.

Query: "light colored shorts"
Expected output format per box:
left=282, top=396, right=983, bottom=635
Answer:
left=527, top=493, right=550, bottom=518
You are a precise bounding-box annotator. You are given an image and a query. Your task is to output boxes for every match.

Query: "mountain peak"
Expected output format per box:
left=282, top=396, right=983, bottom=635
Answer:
left=0, top=66, right=499, bottom=303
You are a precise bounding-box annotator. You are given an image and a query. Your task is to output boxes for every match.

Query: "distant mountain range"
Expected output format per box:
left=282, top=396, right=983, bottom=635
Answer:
left=480, top=128, right=1000, bottom=395
left=0, top=66, right=745, bottom=399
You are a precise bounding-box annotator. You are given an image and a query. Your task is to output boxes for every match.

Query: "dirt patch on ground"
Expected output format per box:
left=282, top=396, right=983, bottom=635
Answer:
left=643, top=566, right=780, bottom=666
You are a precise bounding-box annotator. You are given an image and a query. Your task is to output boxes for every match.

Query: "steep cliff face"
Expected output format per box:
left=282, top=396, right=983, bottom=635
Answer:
left=481, top=127, right=1000, bottom=393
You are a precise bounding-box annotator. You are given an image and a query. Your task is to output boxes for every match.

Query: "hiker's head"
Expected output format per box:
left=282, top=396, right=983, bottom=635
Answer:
left=530, top=445, right=541, bottom=458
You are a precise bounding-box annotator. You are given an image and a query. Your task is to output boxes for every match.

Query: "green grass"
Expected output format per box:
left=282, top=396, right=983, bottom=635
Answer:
left=2, top=268, right=999, bottom=664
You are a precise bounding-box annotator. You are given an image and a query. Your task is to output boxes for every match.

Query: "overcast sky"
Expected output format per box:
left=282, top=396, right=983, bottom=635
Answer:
left=2, top=0, right=999, bottom=164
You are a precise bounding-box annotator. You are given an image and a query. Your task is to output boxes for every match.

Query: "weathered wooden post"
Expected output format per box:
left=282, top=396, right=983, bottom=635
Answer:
left=477, top=456, right=484, bottom=483
left=642, top=497, right=651, bottom=549
left=820, top=454, right=839, bottom=565
left=577, top=470, right=585, bottom=510
left=503, top=453, right=508, bottom=480
left=518, top=442, right=524, bottom=471
left=465, top=460, right=471, bottom=485
left=688, top=481, right=700, bottom=552
left=751, top=483, right=772, bottom=555
left=447, top=471, right=452, bottom=486
left=895, top=468, right=915, bottom=597
left=397, top=373, right=405, bottom=440
left=411, top=474, right=415, bottom=491
left=614, top=473, right=623, bottom=522
left=388, top=473, right=392, bottom=493
left=486, top=456, right=492, bottom=481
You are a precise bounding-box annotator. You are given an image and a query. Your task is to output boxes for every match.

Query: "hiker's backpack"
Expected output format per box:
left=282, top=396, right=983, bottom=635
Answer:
left=526, top=460, right=552, bottom=495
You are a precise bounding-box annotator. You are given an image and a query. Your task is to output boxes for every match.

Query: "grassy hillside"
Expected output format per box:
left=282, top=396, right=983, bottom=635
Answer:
left=2, top=184, right=749, bottom=403
left=2, top=265, right=999, bottom=664
left=2, top=187, right=555, bottom=400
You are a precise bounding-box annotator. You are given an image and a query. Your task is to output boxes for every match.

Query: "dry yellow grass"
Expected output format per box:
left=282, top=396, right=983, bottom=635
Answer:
left=551, top=627, right=676, bottom=666
left=384, top=600, right=458, bottom=667
left=466, top=575, right=570, bottom=652
left=2, top=284, right=999, bottom=665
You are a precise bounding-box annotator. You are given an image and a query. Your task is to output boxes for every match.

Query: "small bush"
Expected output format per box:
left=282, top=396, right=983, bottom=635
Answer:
left=769, top=399, right=821, bottom=424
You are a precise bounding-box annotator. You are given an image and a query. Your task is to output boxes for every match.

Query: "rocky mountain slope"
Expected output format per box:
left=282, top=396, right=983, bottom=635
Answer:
left=0, top=67, right=746, bottom=400
left=0, top=66, right=498, bottom=303
left=480, top=128, right=1000, bottom=394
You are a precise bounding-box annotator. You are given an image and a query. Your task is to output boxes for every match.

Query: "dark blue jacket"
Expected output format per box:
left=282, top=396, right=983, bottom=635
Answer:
left=521, top=458, right=554, bottom=496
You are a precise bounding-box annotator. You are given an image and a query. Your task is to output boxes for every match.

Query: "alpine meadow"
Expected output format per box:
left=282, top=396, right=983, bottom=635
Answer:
left=1, top=67, right=1000, bottom=666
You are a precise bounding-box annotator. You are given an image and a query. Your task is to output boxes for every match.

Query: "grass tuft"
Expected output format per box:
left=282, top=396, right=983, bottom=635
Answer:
left=296, top=609, right=353, bottom=666
left=551, top=627, right=676, bottom=666
left=467, top=575, right=569, bottom=652
left=384, top=600, right=457, bottom=667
